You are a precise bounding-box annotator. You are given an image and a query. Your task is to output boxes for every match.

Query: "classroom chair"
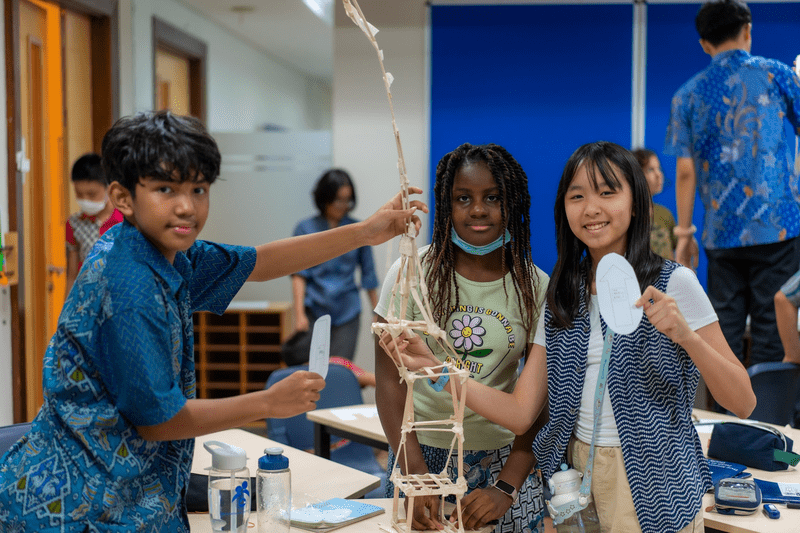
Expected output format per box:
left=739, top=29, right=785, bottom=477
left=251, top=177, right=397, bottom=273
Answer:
left=265, top=364, right=386, bottom=498
left=741, top=362, right=800, bottom=427
left=0, top=422, right=32, bottom=458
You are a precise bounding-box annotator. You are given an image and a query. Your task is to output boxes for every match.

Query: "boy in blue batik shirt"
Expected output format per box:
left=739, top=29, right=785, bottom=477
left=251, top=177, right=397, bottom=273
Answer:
left=0, top=111, right=425, bottom=531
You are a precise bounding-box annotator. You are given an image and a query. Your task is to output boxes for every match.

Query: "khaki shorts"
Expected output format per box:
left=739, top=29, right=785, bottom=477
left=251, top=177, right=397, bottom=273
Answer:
left=569, top=438, right=704, bottom=533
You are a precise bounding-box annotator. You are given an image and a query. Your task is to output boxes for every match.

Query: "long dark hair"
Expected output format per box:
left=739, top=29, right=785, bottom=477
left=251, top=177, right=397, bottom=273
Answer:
left=548, top=141, right=664, bottom=329
left=424, top=143, right=541, bottom=333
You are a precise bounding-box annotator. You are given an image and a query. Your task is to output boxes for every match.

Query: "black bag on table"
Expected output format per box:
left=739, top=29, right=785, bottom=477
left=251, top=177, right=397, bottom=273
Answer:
left=707, top=421, right=800, bottom=472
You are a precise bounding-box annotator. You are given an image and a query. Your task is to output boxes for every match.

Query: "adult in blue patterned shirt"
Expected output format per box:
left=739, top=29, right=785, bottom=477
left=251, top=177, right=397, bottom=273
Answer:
left=0, top=111, right=426, bottom=531
left=665, top=0, right=800, bottom=365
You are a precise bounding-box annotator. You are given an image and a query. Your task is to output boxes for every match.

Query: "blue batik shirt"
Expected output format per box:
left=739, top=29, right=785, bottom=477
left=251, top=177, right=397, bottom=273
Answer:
left=665, top=49, right=800, bottom=250
left=293, top=215, right=379, bottom=326
left=0, top=220, right=256, bottom=532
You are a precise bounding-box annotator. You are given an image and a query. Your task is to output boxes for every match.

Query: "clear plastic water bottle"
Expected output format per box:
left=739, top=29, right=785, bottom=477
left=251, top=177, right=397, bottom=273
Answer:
left=547, top=464, right=601, bottom=533
left=257, top=447, right=292, bottom=533
left=204, top=440, right=251, bottom=533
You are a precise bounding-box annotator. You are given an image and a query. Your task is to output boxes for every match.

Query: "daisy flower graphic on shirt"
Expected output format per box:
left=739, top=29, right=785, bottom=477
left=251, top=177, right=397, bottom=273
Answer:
left=449, top=314, right=492, bottom=360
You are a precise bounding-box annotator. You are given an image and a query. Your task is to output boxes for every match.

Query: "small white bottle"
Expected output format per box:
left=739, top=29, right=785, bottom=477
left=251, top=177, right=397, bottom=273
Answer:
left=204, top=440, right=251, bottom=533
left=257, top=447, right=292, bottom=533
left=547, top=464, right=601, bottom=533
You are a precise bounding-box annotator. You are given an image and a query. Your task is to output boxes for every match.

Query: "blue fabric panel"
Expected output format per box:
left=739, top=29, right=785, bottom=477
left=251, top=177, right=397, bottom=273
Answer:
left=646, top=3, right=800, bottom=288
left=430, top=4, right=633, bottom=276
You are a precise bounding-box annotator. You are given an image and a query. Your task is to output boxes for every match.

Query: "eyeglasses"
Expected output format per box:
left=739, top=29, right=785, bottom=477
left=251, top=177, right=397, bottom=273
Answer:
left=331, top=197, right=354, bottom=207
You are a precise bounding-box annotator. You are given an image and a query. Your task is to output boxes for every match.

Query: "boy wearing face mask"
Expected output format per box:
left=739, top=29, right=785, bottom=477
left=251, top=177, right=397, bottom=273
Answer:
left=65, top=153, right=124, bottom=294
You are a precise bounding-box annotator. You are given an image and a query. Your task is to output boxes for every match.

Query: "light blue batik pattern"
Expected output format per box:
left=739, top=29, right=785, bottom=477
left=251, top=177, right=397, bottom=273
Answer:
left=665, top=49, right=800, bottom=249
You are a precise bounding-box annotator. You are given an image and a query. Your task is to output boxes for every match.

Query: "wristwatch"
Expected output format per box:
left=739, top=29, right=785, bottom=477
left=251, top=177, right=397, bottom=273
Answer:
left=493, top=479, right=519, bottom=502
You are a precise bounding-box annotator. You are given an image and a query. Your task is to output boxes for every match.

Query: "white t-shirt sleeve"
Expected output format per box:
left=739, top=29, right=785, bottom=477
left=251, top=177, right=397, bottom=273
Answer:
left=533, top=308, right=547, bottom=347
left=666, top=265, right=717, bottom=330
left=374, top=254, right=403, bottom=319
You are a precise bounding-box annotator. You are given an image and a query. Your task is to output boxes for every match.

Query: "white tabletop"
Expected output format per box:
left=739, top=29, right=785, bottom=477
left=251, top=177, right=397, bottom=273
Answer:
left=188, top=498, right=495, bottom=532
left=306, top=404, right=387, bottom=445
left=193, top=429, right=380, bottom=500
left=305, top=405, right=800, bottom=533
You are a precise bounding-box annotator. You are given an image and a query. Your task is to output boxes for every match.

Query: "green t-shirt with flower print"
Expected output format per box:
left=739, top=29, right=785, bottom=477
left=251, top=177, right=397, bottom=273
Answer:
left=374, top=245, right=549, bottom=451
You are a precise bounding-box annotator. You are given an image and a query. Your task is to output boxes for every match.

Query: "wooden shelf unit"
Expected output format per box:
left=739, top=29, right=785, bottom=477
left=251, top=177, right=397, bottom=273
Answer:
left=193, top=302, right=291, bottom=400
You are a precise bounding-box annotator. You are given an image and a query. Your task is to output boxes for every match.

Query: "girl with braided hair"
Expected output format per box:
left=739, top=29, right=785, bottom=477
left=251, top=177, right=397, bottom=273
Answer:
left=374, top=143, right=549, bottom=532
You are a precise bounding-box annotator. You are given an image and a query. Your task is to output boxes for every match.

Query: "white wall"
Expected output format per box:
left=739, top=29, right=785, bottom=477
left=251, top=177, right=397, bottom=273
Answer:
left=119, top=0, right=331, bottom=131
left=0, top=0, right=13, bottom=426
left=333, top=8, right=430, bottom=399
left=0, top=0, right=335, bottom=422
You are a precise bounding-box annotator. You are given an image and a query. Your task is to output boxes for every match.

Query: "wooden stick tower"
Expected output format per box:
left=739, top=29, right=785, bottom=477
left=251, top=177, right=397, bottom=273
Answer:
left=341, top=2, right=470, bottom=531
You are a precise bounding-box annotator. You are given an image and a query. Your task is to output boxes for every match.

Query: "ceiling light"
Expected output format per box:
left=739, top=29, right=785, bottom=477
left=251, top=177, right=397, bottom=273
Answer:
left=302, top=0, right=333, bottom=25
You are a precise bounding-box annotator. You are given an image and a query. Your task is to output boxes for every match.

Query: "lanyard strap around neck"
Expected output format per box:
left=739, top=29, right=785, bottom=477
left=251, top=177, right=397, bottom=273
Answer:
left=579, top=329, right=615, bottom=499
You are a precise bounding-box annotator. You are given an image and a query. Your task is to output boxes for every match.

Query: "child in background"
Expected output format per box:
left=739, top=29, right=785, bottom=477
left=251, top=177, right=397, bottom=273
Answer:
left=384, top=141, right=755, bottom=533
left=65, top=153, right=123, bottom=294
left=375, top=143, right=549, bottom=532
left=774, top=270, right=800, bottom=364
left=632, top=148, right=677, bottom=261
left=0, top=111, right=425, bottom=530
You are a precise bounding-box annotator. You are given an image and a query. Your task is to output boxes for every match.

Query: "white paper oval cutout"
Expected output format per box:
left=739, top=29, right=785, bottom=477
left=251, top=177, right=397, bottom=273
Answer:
left=596, top=253, right=643, bottom=335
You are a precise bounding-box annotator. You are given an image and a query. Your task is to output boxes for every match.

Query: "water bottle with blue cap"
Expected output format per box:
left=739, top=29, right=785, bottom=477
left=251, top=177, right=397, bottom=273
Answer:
left=257, top=447, right=291, bottom=533
left=204, top=440, right=251, bottom=532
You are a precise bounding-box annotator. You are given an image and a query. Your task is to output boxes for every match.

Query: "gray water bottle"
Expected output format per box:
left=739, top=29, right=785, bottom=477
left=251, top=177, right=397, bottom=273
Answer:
left=257, top=447, right=291, bottom=533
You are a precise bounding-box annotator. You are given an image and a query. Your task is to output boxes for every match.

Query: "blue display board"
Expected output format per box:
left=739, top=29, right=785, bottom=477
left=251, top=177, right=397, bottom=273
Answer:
left=430, top=4, right=633, bottom=276
left=645, top=2, right=800, bottom=287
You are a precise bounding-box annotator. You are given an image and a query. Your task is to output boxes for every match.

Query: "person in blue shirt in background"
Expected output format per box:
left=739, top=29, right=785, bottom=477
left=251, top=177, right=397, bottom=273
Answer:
left=665, top=0, right=800, bottom=366
left=0, top=111, right=425, bottom=531
left=289, top=169, right=380, bottom=362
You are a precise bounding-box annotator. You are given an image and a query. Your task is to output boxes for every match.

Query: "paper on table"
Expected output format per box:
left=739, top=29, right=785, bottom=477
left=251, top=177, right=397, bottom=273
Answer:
left=330, top=406, right=379, bottom=421
left=596, top=253, right=643, bottom=335
left=309, top=315, right=331, bottom=380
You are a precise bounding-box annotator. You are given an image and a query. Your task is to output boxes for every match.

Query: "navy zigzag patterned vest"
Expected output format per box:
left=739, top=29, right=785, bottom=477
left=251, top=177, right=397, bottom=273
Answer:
left=532, top=260, right=710, bottom=533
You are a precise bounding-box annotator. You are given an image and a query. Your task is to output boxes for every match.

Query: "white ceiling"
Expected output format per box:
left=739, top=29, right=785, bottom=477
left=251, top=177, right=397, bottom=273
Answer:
left=176, top=0, right=428, bottom=81
left=176, top=0, right=335, bottom=80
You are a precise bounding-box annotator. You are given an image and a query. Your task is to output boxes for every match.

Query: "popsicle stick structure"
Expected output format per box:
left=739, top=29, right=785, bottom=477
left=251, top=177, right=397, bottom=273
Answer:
left=341, top=1, right=470, bottom=531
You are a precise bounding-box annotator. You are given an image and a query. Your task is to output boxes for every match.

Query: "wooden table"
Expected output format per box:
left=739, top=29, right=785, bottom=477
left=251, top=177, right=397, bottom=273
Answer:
left=306, top=404, right=388, bottom=459
left=193, top=429, right=380, bottom=500
left=188, top=498, right=494, bottom=532
left=694, top=409, right=800, bottom=533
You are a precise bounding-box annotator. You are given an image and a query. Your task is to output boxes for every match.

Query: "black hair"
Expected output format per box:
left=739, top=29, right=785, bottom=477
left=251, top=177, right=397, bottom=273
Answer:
left=631, top=148, right=657, bottom=171
left=313, top=169, right=356, bottom=213
left=696, top=0, right=751, bottom=46
left=424, top=143, right=541, bottom=333
left=548, top=141, right=665, bottom=329
left=101, top=110, right=220, bottom=197
left=71, top=153, right=107, bottom=185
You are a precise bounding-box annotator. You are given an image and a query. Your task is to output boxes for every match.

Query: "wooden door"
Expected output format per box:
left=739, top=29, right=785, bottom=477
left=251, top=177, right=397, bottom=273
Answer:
left=19, top=0, right=66, bottom=415
left=155, top=47, right=191, bottom=115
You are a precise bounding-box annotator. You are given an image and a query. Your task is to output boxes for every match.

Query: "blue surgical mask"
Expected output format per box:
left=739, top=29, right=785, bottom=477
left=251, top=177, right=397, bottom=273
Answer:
left=451, top=227, right=512, bottom=256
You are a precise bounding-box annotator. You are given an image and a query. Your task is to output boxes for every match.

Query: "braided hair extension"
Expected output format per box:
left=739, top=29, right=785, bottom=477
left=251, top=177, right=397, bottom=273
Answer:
left=424, top=143, right=542, bottom=333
